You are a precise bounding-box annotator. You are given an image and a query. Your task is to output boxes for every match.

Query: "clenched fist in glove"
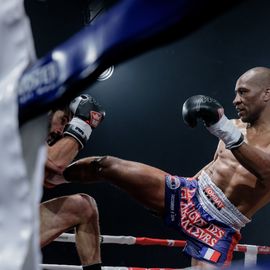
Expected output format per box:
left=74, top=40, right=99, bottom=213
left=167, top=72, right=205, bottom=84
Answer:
left=64, top=94, right=105, bottom=148
left=182, top=95, right=244, bottom=149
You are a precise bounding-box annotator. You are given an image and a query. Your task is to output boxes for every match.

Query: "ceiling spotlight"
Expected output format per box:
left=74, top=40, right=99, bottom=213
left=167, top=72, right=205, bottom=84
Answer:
left=97, top=66, right=114, bottom=81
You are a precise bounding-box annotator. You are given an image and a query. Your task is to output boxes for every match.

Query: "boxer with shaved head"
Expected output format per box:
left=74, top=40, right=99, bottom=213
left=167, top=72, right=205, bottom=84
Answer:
left=63, top=67, right=270, bottom=269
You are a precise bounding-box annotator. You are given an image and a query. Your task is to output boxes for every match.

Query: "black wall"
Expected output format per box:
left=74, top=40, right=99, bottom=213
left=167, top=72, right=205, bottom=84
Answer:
left=26, top=0, right=270, bottom=268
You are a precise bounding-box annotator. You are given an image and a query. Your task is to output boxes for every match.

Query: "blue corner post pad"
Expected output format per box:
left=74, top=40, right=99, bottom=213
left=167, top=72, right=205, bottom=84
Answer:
left=17, top=0, right=226, bottom=124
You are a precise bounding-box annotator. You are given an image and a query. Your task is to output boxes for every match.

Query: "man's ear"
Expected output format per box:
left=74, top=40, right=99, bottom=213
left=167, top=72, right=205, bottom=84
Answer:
left=263, top=88, right=270, bottom=101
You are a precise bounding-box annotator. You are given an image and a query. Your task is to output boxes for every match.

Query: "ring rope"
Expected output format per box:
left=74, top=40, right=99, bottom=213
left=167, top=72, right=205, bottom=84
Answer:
left=41, top=265, right=187, bottom=270
left=55, top=233, right=270, bottom=254
left=42, top=234, right=269, bottom=269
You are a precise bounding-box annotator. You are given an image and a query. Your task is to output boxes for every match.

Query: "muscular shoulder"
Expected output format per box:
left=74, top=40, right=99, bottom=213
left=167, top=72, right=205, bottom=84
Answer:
left=231, top=118, right=248, bottom=131
left=223, top=118, right=247, bottom=138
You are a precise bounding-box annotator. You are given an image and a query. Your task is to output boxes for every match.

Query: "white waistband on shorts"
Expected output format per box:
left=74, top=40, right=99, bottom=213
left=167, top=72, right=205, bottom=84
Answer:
left=197, top=171, right=251, bottom=231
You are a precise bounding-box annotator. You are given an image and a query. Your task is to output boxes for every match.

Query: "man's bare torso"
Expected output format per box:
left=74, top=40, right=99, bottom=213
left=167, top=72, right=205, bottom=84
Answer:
left=203, top=119, right=270, bottom=218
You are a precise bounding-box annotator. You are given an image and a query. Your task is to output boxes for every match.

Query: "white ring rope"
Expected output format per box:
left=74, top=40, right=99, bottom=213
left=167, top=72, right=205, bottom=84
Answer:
left=41, top=265, right=81, bottom=270
left=55, top=233, right=270, bottom=254
left=41, top=265, right=188, bottom=270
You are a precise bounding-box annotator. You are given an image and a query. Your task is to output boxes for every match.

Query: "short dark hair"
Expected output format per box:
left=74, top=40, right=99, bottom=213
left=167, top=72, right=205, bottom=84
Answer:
left=48, top=104, right=73, bottom=126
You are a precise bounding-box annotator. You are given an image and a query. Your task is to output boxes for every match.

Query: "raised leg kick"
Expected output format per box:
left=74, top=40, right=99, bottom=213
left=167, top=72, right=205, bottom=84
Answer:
left=63, top=67, right=270, bottom=268
left=64, top=156, right=167, bottom=216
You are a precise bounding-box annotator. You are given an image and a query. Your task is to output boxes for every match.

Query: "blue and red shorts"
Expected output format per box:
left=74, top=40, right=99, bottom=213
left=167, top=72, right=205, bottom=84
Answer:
left=164, top=175, right=241, bottom=266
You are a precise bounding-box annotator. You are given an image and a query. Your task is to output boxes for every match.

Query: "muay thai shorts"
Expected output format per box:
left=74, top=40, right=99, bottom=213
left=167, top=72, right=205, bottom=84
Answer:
left=164, top=174, right=247, bottom=266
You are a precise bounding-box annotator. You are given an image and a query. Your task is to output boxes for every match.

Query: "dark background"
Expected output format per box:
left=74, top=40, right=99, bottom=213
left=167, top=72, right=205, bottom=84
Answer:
left=25, top=0, right=270, bottom=268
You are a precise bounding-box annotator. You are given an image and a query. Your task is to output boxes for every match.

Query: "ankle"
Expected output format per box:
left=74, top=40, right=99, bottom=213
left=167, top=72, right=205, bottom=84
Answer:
left=82, top=262, right=102, bottom=270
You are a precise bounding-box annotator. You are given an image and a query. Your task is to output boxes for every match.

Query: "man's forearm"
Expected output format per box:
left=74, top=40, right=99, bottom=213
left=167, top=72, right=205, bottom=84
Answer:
left=47, top=136, right=80, bottom=169
left=44, top=136, right=80, bottom=187
left=232, top=143, right=270, bottom=182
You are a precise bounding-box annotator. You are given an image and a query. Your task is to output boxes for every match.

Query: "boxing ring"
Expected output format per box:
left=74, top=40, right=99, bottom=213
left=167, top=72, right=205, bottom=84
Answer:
left=41, top=233, right=270, bottom=270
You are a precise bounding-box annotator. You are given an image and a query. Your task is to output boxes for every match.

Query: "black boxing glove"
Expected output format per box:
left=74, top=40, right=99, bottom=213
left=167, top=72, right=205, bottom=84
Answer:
left=182, top=95, right=244, bottom=149
left=64, top=94, right=105, bottom=148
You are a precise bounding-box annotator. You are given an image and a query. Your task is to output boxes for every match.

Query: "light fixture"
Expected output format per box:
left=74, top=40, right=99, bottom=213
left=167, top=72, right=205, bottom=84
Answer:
left=97, top=66, right=114, bottom=81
